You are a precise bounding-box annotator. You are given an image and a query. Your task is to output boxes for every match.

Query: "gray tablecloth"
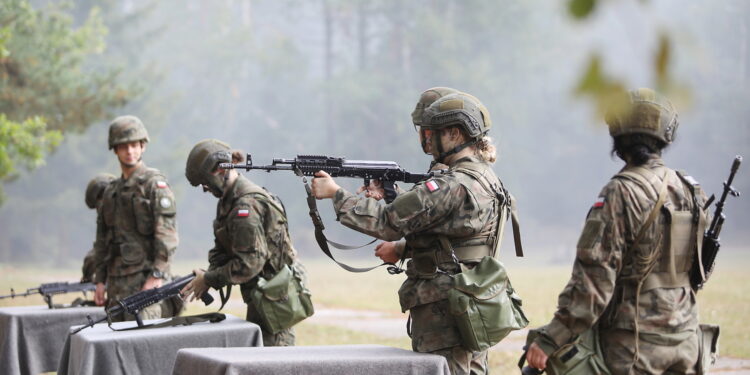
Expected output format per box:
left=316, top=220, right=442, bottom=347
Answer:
left=172, top=344, right=450, bottom=375
left=57, top=313, right=261, bottom=375
left=0, top=305, right=106, bottom=375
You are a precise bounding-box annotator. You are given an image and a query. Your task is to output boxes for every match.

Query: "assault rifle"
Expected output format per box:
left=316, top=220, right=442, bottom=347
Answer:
left=71, top=273, right=214, bottom=334
left=0, top=281, right=96, bottom=309
left=690, top=155, right=742, bottom=290
left=220, top=154, right=443, bottom=203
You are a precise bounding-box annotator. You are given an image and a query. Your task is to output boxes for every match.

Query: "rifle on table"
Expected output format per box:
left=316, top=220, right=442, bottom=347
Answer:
left=690, top=155, right=742, bottom=290
left=0, top=281, right=96, bottom=309
left=71, top=273, right=214, bottom=334
left=220, top=154, right=443, bottom=203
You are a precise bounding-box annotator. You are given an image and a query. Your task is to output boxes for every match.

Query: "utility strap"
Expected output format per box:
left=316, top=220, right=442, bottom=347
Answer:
left=301, top=176, right=402, bottom=274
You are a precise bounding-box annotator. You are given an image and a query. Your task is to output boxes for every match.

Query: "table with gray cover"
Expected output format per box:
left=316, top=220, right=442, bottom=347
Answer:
left=57, top=313, right=262, bottom=375
left=172, top=344, right=451, bottom=375
left=0, top=305, right=106, bottom=375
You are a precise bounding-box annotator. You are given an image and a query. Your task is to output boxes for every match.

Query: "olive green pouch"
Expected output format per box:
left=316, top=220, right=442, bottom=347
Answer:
left=697, top=324, right=720, bottom=375
left=544, top=328, right=610, bottom=375
left=250, top=264, right=314, bottom=334
left=448, top=256, right=528, bottom=352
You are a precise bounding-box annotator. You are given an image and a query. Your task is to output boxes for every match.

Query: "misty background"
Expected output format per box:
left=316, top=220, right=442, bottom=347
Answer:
left=1, top=0, right=748, bottom=269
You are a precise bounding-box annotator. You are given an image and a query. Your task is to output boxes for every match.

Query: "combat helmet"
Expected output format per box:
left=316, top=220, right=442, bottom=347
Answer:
left=185, top=139, right=232, bottom=198
left=85, top=173, right=116, bottom=209
left=411, top=87, right=460, bottom=126
left=421, top=92, right=492, bottom=140
left=108, top=115, right=150, bottom=149
left=605, top=88, right=678, bottom=144
left=420, top=92, right=493, bottom=163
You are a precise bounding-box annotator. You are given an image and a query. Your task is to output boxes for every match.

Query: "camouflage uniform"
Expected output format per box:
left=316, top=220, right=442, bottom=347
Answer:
left=202, top=174, right=300, bottom=346
left=534, top=89, right=708, bottom=374
left=93, top=163, right=178, bottom=321
left=332, top=155, right=506, bottom=374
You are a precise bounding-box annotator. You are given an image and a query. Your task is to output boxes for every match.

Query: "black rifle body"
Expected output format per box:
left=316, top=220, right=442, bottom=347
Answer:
left=0, top=281, right=96, bottom=308
left=71, top=274, right=213, bottom=333
left=690, top=155, right=742, bottom=290
left=221, top=154, right=439, bottom=203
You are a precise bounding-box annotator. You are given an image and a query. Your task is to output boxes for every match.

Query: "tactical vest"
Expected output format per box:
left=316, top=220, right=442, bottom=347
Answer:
left=101, top=167, right=171, bottom=277
left=409, top=160, right=511, bottom=277
left=614, top=166, right=708, bottom=293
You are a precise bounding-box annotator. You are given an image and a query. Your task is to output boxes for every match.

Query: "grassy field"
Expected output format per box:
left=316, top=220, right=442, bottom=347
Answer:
left=1, top=258, right=748, bottom=374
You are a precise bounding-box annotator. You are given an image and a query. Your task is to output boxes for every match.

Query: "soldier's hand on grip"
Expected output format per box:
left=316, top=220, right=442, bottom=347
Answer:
left=311, top=170, right=341, bottom=199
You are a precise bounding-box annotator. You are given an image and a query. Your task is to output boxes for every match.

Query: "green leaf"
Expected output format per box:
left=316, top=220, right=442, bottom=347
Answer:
left=568, top=0, right=597, bottom=20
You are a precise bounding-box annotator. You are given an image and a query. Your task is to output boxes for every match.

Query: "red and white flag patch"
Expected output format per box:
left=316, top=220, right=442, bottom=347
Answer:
left=425, top=180, right=440, bottom=193
left=237, top=209, right=250, bottom=217
left=156, top=181, right=168, bottom=189
left=593, top=197, right=605, bottom=208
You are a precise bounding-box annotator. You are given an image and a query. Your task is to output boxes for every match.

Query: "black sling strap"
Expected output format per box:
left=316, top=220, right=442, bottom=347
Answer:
left=300, top=176, right=403, bottom=274
left=108, top=312, right=227, bottom=332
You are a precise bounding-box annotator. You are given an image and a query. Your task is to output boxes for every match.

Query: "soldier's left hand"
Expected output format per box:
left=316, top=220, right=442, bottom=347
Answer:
left=526, top=342, right=548, bottom=371
left=311, top=170, right=341, bottom=199
left=181, top=269, right=210, bottom=302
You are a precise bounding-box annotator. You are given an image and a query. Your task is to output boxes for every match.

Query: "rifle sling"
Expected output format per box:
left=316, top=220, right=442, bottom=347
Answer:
left=108, top=312, right=227, bottom=332
left=302, top=178, right=396, bottom=273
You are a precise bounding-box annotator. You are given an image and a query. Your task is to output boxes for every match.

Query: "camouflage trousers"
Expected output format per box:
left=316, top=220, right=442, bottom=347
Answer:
left=246, top=301, right=295, bottom=346
left=410, top=299, right=488, bottom=375
left=105, top=271, right=162, bottom=322
left=601, top=328, right=699, bottom=375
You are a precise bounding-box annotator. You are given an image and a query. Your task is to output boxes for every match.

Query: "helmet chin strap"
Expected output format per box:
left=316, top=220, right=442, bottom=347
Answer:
left=431, top=129, right=478, bottom=164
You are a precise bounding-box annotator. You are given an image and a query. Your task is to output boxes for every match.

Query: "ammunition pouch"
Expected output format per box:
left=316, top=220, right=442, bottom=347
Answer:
left=448, top=255, right=528, bottom=352
left=521, top=326, right=610, bottom=375
left=250, top=263, right=314, bottom=334
left=697, top=324, right=720, bottom=375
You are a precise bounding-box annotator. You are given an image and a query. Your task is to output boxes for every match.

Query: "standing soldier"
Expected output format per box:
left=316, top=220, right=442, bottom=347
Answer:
left=81, top=173, right=116, bottom=283
left=312, top=91, right=519, bottom=374
left=92, top=115, right=179, bottom=321
left=180, top=139, right=308, bottom=346
left=525, top=88, right=711, bottom=374
left=371, top=87, right=457, bottom=263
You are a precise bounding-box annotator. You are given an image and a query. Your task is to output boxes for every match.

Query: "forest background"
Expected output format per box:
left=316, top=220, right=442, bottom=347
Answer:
left=1, top=0, right=747, bottom=268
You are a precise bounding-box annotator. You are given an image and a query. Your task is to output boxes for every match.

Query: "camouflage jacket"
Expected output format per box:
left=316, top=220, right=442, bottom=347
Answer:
left=538, top=158, right=708, bottom=352
left=203, top=175, right=298, bottom=303
left=93, top=163, right=178, bottom=283
left=332, top=156, right=506, bottom=312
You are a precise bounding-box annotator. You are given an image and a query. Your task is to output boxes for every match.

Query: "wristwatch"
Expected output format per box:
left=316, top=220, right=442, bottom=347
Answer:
left=151, top=270, right=165, bottom=279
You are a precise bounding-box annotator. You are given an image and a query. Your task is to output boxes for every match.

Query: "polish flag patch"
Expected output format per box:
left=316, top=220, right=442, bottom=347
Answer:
left=425, top=180, right=440, bottom=193
left=156, top=181, right=168, bottom=188
left=237, top=209, right=250, bottom=217
left=593, top=197, right=605, bottom=208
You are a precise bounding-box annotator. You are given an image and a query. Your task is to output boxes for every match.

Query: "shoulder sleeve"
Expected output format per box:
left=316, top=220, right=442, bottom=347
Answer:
left=330, top=174, right=465, bottom=241
left=146, top=175, right=178, bottom=273
left=541, top=179, right=627, bottom=349
left=204, top=195, right=270, bottom=289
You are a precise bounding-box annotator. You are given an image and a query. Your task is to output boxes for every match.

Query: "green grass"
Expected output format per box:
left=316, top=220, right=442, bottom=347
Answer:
left=2, top=257, right=749, bottom=374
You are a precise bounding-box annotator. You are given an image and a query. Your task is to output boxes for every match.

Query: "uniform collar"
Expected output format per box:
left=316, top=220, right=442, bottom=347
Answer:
left=121, top=162, right=148, bottom=186
left=451, top=155, right=483, bottom=169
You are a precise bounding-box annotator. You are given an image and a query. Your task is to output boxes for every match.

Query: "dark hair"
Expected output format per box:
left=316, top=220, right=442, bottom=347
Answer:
left=611, top=134, right=666, bottom=166
left=231, top=150, right=245, bottom=164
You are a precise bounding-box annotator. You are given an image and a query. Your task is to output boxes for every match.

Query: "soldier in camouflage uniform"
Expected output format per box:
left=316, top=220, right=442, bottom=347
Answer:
left=181, top=139, right=304, bottom=346
left=526, top=88, right=710, bottom=374
left=312, top=92, right=508, bottom=374
left=372, top=87, right=457, bottom=263
left=81, top=173, right=116, bottom=283
left=92, top=116, right=179, bottom=322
